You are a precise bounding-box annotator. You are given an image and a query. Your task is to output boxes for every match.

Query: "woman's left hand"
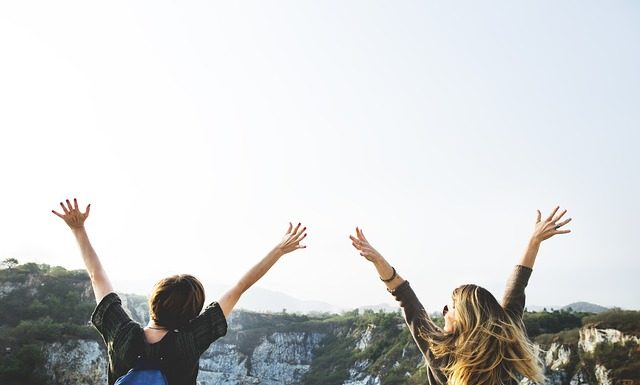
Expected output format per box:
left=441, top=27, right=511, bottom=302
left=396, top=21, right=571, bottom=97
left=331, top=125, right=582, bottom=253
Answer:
left=52, top=198, right=91, bottom=230
left=275, top=222, right=307, bottom=255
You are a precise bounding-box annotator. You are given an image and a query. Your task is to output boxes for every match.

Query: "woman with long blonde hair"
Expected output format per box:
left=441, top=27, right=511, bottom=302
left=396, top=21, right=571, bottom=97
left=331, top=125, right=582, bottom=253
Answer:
left=350, top=206, right=571, bottom=385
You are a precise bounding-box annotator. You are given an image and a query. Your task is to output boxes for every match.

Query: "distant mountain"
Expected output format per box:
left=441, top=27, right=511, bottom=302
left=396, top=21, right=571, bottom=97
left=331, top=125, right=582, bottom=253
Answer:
left=214, top=284, right=343, bottom=314
left=526, top=302, right=611, bottom=313
left=562, top=302, right=609, bottom=313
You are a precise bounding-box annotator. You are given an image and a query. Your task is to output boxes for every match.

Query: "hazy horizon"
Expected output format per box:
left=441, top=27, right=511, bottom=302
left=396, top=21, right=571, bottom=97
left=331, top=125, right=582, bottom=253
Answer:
left=2, top=259, right=634, bottom=313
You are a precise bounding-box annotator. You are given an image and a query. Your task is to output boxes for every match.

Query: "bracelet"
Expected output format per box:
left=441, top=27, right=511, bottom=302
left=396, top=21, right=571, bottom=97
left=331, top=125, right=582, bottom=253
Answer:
left=380, top=267, right=397, bottom=282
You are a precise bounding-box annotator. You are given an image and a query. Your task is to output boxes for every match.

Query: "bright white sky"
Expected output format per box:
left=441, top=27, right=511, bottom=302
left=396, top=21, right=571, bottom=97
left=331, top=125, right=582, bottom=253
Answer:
left=1, top=1, right=638, bottom=312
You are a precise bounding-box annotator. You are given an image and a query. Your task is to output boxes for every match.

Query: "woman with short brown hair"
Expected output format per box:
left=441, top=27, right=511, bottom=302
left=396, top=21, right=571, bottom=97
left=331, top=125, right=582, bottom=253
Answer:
left=53, top=198, right=307, bottom=385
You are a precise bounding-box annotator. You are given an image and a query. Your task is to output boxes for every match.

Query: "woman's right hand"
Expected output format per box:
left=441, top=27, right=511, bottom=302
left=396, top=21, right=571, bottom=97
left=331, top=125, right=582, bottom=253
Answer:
left=350, top=227, right=384, bottom=263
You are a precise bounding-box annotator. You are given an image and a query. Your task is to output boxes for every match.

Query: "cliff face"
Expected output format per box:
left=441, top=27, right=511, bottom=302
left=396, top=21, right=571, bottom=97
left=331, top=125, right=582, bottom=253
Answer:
left=42, top=319, right=637, bottom=385
left=579, top=327, right=640, bottom=354
left=33, top=296, right=640, bottom=385
left=1, top=267, right=637, bottom=385
left=197, top=331, right=326, bottom=385
left=528, top=326, right=640, bottom=385
left=43, top=340, right=107, bottom=385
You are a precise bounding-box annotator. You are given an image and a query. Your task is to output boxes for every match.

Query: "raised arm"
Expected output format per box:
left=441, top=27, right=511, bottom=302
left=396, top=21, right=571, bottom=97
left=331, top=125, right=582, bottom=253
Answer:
left=217, top=222, right=307, bottom=317
left=503, top=206, right=572, bottom=317
left=52, top=199, right=114, bottom=304
left=350, top=227, right=445, bottom=375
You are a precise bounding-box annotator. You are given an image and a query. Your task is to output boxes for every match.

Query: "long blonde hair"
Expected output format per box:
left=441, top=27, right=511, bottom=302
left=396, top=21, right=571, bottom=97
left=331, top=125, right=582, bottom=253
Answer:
left=423, top=284, right=544, bottom=385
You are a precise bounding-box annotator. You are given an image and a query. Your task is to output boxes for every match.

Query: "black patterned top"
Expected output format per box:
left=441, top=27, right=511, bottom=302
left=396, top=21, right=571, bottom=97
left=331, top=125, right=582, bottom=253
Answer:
left=91, top=292, right=227, bottom=385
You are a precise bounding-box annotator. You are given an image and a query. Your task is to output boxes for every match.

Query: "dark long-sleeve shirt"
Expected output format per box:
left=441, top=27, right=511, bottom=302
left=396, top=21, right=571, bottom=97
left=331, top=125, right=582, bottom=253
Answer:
left=390, top=265, right=533, bottom=385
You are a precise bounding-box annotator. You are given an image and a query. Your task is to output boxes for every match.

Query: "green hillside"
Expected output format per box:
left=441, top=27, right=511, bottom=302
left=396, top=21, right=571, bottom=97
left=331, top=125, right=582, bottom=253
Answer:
left=1, top=260, right=638, bottom=385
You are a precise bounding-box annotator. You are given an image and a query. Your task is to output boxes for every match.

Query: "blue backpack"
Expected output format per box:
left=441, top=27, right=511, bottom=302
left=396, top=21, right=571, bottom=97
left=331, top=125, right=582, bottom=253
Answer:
left=114, top=358, right=169, bottom=385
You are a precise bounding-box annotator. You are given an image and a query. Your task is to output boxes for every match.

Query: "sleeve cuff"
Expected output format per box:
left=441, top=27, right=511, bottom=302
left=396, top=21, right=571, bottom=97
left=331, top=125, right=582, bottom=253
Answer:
left=91, top=292, right=120, bottom=329
left=203, top=301, right=228, bottom=338
left=514, top=265, right=533, bottom=282
left=389, top=280, right=411, bottom=296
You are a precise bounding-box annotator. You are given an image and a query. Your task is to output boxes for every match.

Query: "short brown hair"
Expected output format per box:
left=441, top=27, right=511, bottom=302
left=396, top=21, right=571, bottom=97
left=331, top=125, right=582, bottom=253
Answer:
left=149, top=274, right=205, bottom=330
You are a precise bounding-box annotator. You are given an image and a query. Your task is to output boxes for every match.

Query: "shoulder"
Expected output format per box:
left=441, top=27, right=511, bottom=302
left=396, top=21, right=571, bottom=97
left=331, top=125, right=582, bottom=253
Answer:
left=190, top=301, right=227, bottom=334
left=91, top=292, right=123, bottom=326
left=180, top=301, right=228, bottom=356
left=91, top=292, right=139, bottom=340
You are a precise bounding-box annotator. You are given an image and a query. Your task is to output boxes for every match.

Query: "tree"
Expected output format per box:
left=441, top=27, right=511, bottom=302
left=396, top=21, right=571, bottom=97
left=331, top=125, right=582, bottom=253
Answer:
left=1, top=258, right=19, bottom=270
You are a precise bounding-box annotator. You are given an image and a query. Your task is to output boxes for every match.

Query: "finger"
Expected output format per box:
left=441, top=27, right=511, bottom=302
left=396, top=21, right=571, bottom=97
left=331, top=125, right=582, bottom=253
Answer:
left=287, top=222, right=292, bottom=234
left=52, top=210, right=64, bottom=219
left=555, top=218, right=572, bottom=228
left=293, top=222, right=301, bottom=235
left=536, top=210, right=541, bottom=223
left=294, top=227, right=307, bottom=240
left=73, top=198, right=79, bottom=210
left=546, top=206, right=559, bottom=222
left=554, top=229, right=571, bottom=235
left=66, top=199, right=74, bottom=212
left=359, top=229, right=368, bottom=242
left=297, top=244, right=307, bottom=249
left=60, top=202, right=69, bottom=214
left=356, top=227, right=365, bottom=241
left=553, top=209, right=567, bottom=223
left=297, top=233, right=307, bottom=242
left=84, top=204, right=91, bottom=217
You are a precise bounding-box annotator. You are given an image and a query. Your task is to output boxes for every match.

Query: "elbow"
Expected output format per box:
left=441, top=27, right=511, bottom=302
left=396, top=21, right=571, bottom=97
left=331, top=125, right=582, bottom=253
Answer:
left=88, top=269, right=106, bottom=284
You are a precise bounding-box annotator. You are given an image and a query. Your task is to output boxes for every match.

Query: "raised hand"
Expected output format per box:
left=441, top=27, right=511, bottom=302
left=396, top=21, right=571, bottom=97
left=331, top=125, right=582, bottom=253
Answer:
left=52, top=198, right=91, bottom=229
left=275, top=222, right=307, bottom=255
left=218, top=222, right=308, bottom=317
left=350, top=227, right=383, bottom=263
left=532, top=206, right=572, bottom=243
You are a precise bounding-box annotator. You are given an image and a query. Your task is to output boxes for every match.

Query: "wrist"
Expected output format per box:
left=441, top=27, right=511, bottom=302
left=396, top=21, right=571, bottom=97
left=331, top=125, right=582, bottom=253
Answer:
left=528, top=237, right=542, bottom=248
left=71, top=226, right=86, bottom=234
left=271, top=246, right=286, bottom=258
left=380, top=266, right=397, bottom=282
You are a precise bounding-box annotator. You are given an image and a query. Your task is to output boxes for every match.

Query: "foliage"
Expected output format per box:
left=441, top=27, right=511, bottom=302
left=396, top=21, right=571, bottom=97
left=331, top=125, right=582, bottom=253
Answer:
left=580, top=339, right=640, bottom=383
left=0, top=261, right=100, bottom=384
left=582, top=309, right=640, bottom=336
left=0, top=343, right=48, bottom=385
left=522, top=309, right=591, bottom=338
left=1, top=258, right=19, bottom=270
left=534, top=328, right=581, bottom=346
left=2, top=259, right=640, bottom=384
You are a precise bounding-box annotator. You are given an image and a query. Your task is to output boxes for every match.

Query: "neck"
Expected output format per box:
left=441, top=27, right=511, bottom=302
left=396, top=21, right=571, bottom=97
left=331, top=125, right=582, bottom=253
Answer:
left=146, top=321, right=168, bottom=331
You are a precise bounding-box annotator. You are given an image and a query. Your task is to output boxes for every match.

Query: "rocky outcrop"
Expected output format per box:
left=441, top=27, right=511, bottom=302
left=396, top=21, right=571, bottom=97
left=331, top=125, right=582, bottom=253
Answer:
left=43, top=340, right=107, bottom=385
left=579, top=326, right=640, bottom=354
left=37, top=306, right=639, bottom=385
left=197, top=331, right=326, bottom=385
left=531, top=326, right=640, bottom=385
left=343, top=359, right=381, bottom=385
